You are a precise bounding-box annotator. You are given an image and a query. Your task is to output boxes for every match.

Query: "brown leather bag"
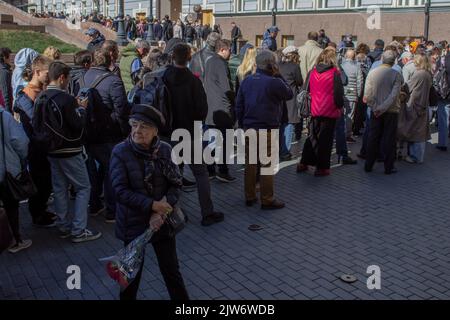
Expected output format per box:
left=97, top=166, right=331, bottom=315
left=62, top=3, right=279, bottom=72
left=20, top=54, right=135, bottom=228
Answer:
left=0, top=207, right=13, bottom=253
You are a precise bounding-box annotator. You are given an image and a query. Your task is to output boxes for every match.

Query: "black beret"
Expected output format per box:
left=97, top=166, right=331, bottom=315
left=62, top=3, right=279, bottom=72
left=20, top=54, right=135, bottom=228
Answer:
left=130, top=104, right=165, bottom=129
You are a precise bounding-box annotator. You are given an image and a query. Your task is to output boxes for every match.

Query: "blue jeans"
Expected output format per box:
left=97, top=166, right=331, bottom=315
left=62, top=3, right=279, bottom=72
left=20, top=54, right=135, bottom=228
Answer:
left=408, top=142, right=426, bottom=163
left=280, top=123, right=294, bottom=156
left=48, top=154, right=91, bottom=236
left=437, top=99, right=450, bottom=147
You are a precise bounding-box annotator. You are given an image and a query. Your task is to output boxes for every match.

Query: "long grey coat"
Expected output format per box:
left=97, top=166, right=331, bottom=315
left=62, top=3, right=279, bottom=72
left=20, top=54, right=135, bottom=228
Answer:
left=398, top=69, right=432, bottom=142
left=279, top=62, right=303, bottom=124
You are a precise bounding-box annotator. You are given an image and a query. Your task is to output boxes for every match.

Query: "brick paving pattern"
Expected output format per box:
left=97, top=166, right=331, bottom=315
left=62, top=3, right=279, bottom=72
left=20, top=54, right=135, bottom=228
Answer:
left=1, top=133, right=450, bottom=300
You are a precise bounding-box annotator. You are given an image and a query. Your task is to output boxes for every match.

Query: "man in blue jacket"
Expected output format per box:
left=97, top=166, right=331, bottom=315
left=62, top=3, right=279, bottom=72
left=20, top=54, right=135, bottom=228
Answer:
left=261, top=26, right=279, bottom=52
left=235, top=50, right=293, bottom=210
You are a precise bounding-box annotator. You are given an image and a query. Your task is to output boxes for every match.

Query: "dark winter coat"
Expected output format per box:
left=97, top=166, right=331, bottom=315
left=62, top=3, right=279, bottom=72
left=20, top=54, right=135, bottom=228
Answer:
left=82, top=66, right=130, bottom=144
left=279, top=62, right=303, bottom=124
left=110, top=138, right=180, bottom=243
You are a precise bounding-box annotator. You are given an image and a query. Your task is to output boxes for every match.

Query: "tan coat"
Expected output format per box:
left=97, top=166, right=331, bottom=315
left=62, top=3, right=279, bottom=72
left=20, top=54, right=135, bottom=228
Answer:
left=398, top=69, right=432, bottom=142
left=298, top=40, right=323, bottom=80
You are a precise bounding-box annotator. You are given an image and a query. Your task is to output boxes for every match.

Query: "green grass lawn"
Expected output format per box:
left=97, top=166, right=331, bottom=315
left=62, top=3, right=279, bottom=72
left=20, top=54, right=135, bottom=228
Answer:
left=0, top=30, right=80, bottom=53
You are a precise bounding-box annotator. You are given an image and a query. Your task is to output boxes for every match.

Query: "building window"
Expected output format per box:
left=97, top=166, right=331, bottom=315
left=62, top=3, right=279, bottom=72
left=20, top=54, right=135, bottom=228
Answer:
left=282, top=35, right=295, bottom=47
left=318, top=0, right=346, bottom=7
left=261, top=0, right=285, bottom=11
left=360, top=0, right=392, bottom=5
left=291, top=0, right=314, bottom=9
left=349, top=0, right=362, bottom=6
left=237, top=0, right=258, bottom=11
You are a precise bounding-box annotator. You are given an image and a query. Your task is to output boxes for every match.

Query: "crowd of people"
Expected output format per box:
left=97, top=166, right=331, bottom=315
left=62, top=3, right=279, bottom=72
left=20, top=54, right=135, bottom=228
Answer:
left=1, top=20, right=449, bottom=300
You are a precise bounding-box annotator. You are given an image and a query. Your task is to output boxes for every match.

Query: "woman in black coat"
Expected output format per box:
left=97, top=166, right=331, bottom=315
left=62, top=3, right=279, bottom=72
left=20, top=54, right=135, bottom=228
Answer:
left=110, top=104, right=189, bottom=300
left=278, top=46, right=303, bottom=160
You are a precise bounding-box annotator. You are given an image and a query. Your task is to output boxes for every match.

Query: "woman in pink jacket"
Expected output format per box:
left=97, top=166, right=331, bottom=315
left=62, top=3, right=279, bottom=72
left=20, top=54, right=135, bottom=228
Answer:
left=297, top=48, right=345, bottom=176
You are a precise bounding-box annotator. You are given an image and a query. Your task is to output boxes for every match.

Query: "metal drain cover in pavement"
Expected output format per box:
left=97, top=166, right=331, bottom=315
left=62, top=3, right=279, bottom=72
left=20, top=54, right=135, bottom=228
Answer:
left=248, top=224, right=263, bottom=231
left=340, top=274, right=358, bottom=283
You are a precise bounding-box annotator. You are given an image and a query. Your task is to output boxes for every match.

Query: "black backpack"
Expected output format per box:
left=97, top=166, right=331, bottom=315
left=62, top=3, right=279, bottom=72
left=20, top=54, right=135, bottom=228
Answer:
left=68, top=69, right=86, bottom=97
left=32, top=91, right=81, bottom=153
left=77, top=72, right=115, bottom=142
left=138, top=68, right=172, bottom=137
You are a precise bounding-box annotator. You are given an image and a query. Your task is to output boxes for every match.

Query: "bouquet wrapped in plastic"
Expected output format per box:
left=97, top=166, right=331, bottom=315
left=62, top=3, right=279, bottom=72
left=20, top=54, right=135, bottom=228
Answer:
left=99, top=228, right=154, bottom=290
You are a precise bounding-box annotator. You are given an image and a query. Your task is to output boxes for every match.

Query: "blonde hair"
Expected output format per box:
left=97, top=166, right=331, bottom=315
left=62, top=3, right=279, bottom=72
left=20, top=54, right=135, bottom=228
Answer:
left=316, top=48, right=337, bottom=67
left=414, top=54, right=432, bottom=72
left=237, top=47, right=256, bottom=81
left=43, top=46, right=61, bottom=60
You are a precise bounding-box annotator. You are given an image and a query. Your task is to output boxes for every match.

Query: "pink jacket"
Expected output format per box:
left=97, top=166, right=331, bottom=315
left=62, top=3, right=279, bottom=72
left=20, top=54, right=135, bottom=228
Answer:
left=309, top=65, right=343, bottom=119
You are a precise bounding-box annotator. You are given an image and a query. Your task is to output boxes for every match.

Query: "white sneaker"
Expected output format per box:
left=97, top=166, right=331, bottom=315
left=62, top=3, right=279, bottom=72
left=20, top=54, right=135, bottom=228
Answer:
left=404, top=156, right=417, bottom=164
left=8, top=239, right=32, bottom=254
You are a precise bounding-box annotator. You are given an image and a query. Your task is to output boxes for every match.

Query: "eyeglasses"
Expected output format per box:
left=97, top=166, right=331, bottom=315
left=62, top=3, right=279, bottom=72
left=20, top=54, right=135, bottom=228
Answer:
left=129, top=119, right=153, bottom=130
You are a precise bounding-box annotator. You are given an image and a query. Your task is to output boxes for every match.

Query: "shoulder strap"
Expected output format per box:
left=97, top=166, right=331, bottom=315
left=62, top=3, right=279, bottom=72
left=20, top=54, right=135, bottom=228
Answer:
left=305, top=70, right=312, bottom=92
left=86, top=72, right=112, bottom=90
left=77, top=73, right=85, bottom=90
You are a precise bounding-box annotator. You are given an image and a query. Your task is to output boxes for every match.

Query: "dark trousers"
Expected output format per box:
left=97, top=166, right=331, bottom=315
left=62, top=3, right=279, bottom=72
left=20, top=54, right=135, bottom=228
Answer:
left=86, top=154, right=105, bottom=210
left=365, top=112, right=398, bottom=173
left=295, top=119, right=304, bottom=141
left=28, top=151, right=52, bottom=219
left=206, top=126, right=230, bottom=175
left=1, top=185, right=20, bottom=242
left=171, top=138, right=215, bottom=218
left=189, top=164, right=215, bottom=217
left=301, top=117, right=336, bottom=170
left=231, top=39, right=238, bottom=55
left=120, top=235, right=189, bottom=300
left=353, top=100, right=367, bottom=135
left=87, top=143, right=116, bottom=218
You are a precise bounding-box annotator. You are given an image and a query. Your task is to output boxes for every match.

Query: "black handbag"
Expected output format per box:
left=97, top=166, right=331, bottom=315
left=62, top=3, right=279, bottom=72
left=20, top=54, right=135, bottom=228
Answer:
left=1, top=111, right=37, bottom=201
left=166, top=205, right=186, bottom=235
left=0, top=207, right=13, bottom=253
left=297, top=71, right=312, bottom=118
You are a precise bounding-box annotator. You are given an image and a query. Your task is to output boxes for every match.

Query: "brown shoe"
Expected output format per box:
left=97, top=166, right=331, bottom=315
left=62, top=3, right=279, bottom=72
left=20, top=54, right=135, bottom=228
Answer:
left=261, top=199, right=285, bottom=210
left=296, top=163, right=308, bottom=173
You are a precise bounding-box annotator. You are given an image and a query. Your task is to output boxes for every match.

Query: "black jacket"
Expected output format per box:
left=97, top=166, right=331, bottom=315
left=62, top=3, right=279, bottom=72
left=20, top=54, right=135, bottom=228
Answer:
left=0, top=62, right=12, bottom=112
left=202, top=26, right=211, bottom=40
left=163, top=21, right=173, bottom=42
left=317, top=35, right=330, bottom=49
left=184, top=25, right=196, bottom=39
left=44, top=87, right=86, bottom=158
left=163, top=65, right=208, bottom=135
left=367, top=48, right=383, bottom=64
left=110, top=138, right=179, bottom=243
left=83, top=66, right=131, bottom=144
left=231, top=26, right=241, bottom=41
left=204, top=53, right=235, bottom=127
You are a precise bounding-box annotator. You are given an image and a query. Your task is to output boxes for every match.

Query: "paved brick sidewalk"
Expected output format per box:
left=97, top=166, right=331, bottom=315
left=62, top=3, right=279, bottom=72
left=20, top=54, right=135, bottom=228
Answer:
left=1, top=134, right=450, bottom=300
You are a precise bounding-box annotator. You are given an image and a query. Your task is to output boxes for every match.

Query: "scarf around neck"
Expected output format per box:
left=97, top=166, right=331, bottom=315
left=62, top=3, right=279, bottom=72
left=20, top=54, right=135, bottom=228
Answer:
left=128, top=136, right=182, bottom=196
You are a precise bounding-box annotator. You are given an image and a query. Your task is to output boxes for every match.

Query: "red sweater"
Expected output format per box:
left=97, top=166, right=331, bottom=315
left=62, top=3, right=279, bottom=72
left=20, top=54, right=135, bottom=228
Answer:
left=309, top=65, right=343, bottom=119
